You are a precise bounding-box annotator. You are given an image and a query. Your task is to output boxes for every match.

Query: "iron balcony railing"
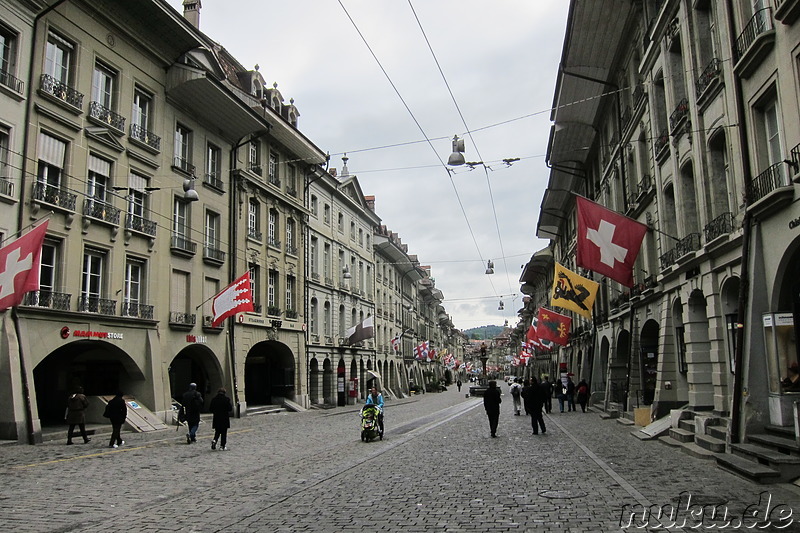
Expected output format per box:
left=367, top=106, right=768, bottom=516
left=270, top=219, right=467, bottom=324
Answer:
left=632, top=84, right=645, bottom=107
left=203, top=245, right=225, bottom=262
left=22, top=290, right=71, bottom=310
left=83, top=199, right=120, bottom=225
left=170, top=234, right=197, bottom=254
left=654, top=129, right=669, bottom=157
left=0, top=177, right=14, bottom=197
left=659, top=233, right=701, bottom=270
left=40, top=74, right=83, bottom=108
left=268, top=237, right=281, bottom=250
left=78, top=296, right=117, bottom=315
left=173, top=156, right=195, bottom=175
left=789, top=142, right=800, bottom=175
left=704, top=212, right=734, bottom=243
left=695, top=58, right=721, bottom=98
left=747, top=162, right=788, bottom=204
left=268, top=174, right=281, bottom=187
left=735, top=8, right=774, bottom=62
left=88, top=101, right=125, bottom=132
left=122, top=301, right=154, bottom=320
left=169, top=312, right=196, bottom=326
left=669, top=98, right=690, bottom=130
left=247, top=228, right=262, bottom=241
left=125, top=213, right=157, bottom=236
left=0, top=69, right=23, bottom=93
left=129, top=123, right=161, bottom=151
left=32, top=182, right=77, bottom=211
left=203, top=172, right=224, bottom=191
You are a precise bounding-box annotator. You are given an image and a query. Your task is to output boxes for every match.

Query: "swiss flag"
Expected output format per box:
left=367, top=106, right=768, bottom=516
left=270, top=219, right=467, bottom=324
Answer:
left=0, top=221, right=49, bottom=312
left=211, top=272, right=254, bottom=327
left=536, top=307, right=572, bottom=347
left=576, top=196, right=647, bottom=287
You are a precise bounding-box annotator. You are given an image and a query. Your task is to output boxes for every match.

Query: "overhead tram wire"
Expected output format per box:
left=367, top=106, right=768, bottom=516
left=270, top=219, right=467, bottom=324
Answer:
left=336, top=0, right=491, bottom=287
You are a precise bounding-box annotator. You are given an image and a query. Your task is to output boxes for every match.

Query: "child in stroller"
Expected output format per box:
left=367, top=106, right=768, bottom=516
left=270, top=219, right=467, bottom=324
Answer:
left=360, top=404, right=382, bottom=442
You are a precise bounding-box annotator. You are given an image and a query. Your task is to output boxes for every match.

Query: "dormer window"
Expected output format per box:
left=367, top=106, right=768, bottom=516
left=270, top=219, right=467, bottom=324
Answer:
left=271, top=97, right=281, bottom=112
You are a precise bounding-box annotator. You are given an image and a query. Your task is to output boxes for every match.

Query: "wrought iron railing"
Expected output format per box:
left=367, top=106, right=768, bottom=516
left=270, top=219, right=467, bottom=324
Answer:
left=32, top=182, right=77, bottom=210
left=169, top=311, right=196, bottom=325
left=203, top=172, right=224, bottom=191
left=125, top=213, right=157, bottom=236
left=173, top=156, right=195, bottom=175
left=247, top=228, right=262, bottom=241
left=654, top=129, right=669, bottom=157
left=735, top=8, right=774, bottom=62
left=88, top=101, right=125, bottom=132
left=669, top=98, right=689, bottom=130
left=268, top=237, right=281, bottom=250
left=40, top=74, right=83, bottom=108
left=122, top=301, right=154, bottom=320
left=0, top=177, right=14, bottom=197
left=203, top=246, right=225, bottom=262
left=129, top=123, right=161, bottom=151
left=22, top=290, right=71, bottom=310
left=704, top=212, right=734, bottom=243
left=695, top=58, right=721, bottom=98
left=268, top=174, right=281, bottom=187
left=747, top=162, right=788, bottom=204
left=659, top=233, right=701, bottom=270
left=78, top=296, right=117, bottom=315
left=0, top=69, right=23, bottom=93
left=171, top=234, right=196, bottom=254
left=83, top=199, right=120, bottom=225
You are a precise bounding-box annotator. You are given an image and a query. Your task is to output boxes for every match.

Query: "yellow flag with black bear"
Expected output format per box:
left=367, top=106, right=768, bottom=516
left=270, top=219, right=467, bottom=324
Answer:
left=551, top=263, right=598, bottom=319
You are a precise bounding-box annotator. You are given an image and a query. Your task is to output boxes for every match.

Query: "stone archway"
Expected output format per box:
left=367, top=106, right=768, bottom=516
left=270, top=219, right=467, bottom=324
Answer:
left=639, top=319, right=660, bottom=405
left=169, top=344, right=223, bottom=409
left=244, top=341, right=296, bottom=406
left=309, top=357, right=321, bottom=405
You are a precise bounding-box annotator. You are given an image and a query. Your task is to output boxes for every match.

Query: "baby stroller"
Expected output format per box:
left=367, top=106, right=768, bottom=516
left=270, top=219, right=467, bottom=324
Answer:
left=360, top=404, right=382, bottom=442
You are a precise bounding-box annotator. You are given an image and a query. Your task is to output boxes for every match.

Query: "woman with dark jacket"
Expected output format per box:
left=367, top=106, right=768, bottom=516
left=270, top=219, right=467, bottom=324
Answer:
left=522, top=377, right=546, bottom=435
left=106, top=392, right=127, bottom=448
left=482, top=380, right=502, bottom=438
left=576, top=379, right=590, bottom=413
left=66, top=386, right=90, bottom=445
left=209, top=388, right=233, bottom=450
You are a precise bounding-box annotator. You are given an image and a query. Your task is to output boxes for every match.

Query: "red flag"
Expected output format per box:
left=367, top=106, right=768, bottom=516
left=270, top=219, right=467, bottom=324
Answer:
left=0, top=221, right=49, bottom=312
left=576, top=196, right=647, bottom=287
left=536, top=307, right=572, bottom=347
left=211, top=272, right=254, bottom=327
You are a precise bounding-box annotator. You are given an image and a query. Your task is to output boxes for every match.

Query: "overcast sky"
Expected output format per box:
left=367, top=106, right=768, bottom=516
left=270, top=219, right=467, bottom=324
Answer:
left=165, top=0, right=569, bottom=331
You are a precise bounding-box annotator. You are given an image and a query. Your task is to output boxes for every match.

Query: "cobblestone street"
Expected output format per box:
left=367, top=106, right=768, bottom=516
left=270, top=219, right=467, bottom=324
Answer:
left=2, top=386, right=799, bottom=532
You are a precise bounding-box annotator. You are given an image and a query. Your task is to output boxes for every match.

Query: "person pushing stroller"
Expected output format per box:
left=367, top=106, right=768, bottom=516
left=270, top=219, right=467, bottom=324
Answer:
left=364, top=386, right=384, bottom=436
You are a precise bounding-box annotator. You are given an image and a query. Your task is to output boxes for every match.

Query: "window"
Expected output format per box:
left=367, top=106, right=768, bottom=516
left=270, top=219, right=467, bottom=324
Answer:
left=268, top=208, right=279, bottom=247
left=174, top=124, right=192, bottom=173
left=286, top=217, right=295, bottom=254
left=359, top=228, right=364, bottom=247
left=86, top=154, right=110, bottom=217
left=205, top=142, right=221, bottom=187
left=338, top=212, right=344, bottom=232
left=132, top=87, right=151, bottom=130
left=172, top=199, right=192, bottom=253
left=268, top=269, right=277, bottom=307
left=310, top=237, right=319, bottom=277
left=170, top=269, right=191, bottom=317
left=248, top=199, right=260, bottom=239
left=323, top=301, right=331, bottom=336
left=676, top=326, right=687, bottom=374
left=310, top=195, right=318, bottom=216
left=123, top=257, right=145, bottom=317
left=286, top=164, right=296, bottom=194
left=81, top=248, right=105, bottom=312
left=248, top=263, right=260, bottom=308
left=310, top=298, right=318, bottom=335
left=35, top=132, right=70, bottom=207
left=249, top=141, right=260, bottom=173
left=27, top=240, right=58, bottom=307
left=338, top=305, right=346, bottom=337
left=203, top=277, right=219, bottom=322
left=323, top=243, right=331, bottom=281
left=91, top=61, right=115, bottom=110
left=126, top=171, right=151, bottom=233
left=323, top=204, right=331, bottom=225
left=268, top=153, right=279, bottom=185
left=45, top=31, right=72, bottom=85
left=0, top=126, right=10, bottom=195
left=286, top=275, right=295, bottom=312
left=0, top=25, right=21, bottom=92
left=350, top=221, right=356, bottom=240
left=205, top=211, right=220, bottom=251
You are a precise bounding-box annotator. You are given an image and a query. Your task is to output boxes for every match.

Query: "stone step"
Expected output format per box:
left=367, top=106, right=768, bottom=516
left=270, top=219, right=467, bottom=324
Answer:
left=748, top=433, right=800, bottom=455
left=706, top=424, right=727, bottom=440
left=695, top=433, right=726, bottom=453
left=715, top=453, right=782, bottom=483
left=731, top=443, right=800, bottom=466
left=669, top=427, right=695, bottom=443
left=616, top=417, right=635, bottom=426
left=765, top=424, right=795, bottom=439
left=680, top=441, right=718, bottom=460
left=678, top=419, right=695, bottom=432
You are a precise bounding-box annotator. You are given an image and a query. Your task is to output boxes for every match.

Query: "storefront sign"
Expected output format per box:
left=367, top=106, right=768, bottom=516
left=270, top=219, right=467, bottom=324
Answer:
left=72, top=330, right=123, bottom=339
left=186, top=334, right=207, bottom=344
left=789, top=216, right=800, bottom=230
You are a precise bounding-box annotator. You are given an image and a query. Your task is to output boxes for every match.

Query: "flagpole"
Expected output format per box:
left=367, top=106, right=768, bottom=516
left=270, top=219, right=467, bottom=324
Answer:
left=4, top=212, right=53, bottom=243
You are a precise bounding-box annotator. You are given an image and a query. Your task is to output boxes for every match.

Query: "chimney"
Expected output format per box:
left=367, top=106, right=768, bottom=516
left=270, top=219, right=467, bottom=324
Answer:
left=183, top=0, right=202, bottom=29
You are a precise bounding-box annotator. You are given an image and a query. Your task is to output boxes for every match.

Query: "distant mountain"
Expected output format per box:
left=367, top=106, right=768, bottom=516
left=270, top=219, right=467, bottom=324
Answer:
left=464, top=325, right=504, bottom=340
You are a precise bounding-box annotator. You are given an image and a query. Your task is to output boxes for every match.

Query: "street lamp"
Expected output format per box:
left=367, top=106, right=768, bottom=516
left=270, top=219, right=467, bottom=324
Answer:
left=447, top=135, right=465, bottom=166
left=485, top=260, right=494, bottom=275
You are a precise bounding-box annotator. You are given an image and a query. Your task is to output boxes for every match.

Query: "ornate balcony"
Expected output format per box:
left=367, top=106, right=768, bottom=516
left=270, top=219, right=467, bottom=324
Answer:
left=129, top=123, right=161, bottom=151
left=32, top=182, right=77, bottom=211
left=22, top=290, right=71, bottom=310
left=203, top=245, right=225, bottom=265
left=122, top=301, right=154, bottom=320
left=169, top=311, right=196, bottom=327
left=659, top=233, right=701, bottom=270
left=669, top=98, right=689, bottom=131
left=747, top=162, right=789, bottom=204
left=88, top=101, right=125, bottom=132
left=0, top=177, right=14, bottom=198
left=203, top=172, right=224, bottom=191
left=173, top=156, right=195, bottom=176
left=83, top=199, right=120, bottom=225
left=695, top=58, right=721, bottom=99
left=734, top=8, right=775, bottom=78
left=125, top=213, right=157, bottom=237
left=703, top=212, right=734, bottom=244
left=78, top=296, right=117, bottom=315
left=654, top=130, right=670, bottom=159
left=247, top=227, right=262, bottom=241
left=268, top=174, right=281, bottom=187
left=170, top=234, right=197, bottom=256
left=0, top=69, right=23, bottom=94
left=39, top=74, right=83, bottom=109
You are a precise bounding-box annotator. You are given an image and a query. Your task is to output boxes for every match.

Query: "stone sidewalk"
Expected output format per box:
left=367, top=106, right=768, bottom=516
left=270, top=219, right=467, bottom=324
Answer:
left=1, top=385, right=799, bottom=532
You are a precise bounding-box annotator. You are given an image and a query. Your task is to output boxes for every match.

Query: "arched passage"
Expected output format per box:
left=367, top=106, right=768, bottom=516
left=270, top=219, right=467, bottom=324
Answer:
left=244, top=341, right=296, bottom=406
left=33, top=340, right=145, bottom=425
left=640, top=319, right=660, bottom=405
left=169, top=344, right=223, bottom=408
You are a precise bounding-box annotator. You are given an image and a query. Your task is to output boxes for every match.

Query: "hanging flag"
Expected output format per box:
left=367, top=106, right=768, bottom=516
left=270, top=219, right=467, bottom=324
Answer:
left=576, top=196, right=647, bottom=287
left=211, top=272, right=255, bottom=327
left=390, top=332, right=402, bottom=352
left=413, top=341, right=430, bottom=361
left=344, top=315, right=375, bottom=345
left=536, top=307, right=572, bottom=347
left=0, top=221, right=49, bottom=312
left=551, top=263, right=599, bottom=319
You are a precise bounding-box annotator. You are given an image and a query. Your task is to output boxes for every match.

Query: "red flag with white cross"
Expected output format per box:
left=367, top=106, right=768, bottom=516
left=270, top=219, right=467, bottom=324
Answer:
left=211, top=271, right=255, bottom=327
left=0, top=221, right=49, bottom=312
left=576, top=196, right=647, bottom=287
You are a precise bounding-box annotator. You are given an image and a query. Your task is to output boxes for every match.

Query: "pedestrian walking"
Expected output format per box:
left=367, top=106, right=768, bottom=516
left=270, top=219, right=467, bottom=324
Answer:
left=209, top=388, right=233, bottom=450
left=456, top=379, right=462, bottom=392
left=541, top=376, right=553, bottom=414
left=181, top=383, right=203, bottom=444
left=66, top=386, right=91, bottom=445
left=509, top=378, right=523, bottom=415
left=566, top=376, right=576, bottom=412
left=576, top=379, right=590, bottom=412
left=482, top=380, right=502, bottom=438
left=556, top=379, right=566, bottom=413
left=522, top=377, right=546, bottom=435
left=104, top=391, right=127, bottom=448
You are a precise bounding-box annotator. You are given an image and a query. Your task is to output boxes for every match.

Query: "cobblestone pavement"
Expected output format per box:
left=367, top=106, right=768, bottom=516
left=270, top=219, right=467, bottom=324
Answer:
left=2, top=386, right=800, bottom=532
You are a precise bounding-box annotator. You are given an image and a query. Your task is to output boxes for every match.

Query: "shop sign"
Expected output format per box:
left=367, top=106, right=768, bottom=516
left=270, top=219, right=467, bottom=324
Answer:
left=72, top=329, right=123, bottom=339
left=186, top=334, right=207, bottom=344
left=789, top=216, right=800, bottom=230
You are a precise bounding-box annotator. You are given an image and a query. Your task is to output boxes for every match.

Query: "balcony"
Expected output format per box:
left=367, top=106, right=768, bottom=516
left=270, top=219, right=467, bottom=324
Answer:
left=78, top=296, right=117, bottom=315
left=172, top=156, right=195, bottom=176
left=654, top=129, right=670, bottom=161
left=789, top=142, right=800, bottom=183
left=632, top=84, right=646, bottom=108
left=268, top=174, right=281, bottom=188
left=324, top=277, right=334, bottom=286
left=695, top=58, right=722, bottom=101
left=247, top=227, right=262, bottom=242
left=746, top=162, right=793, bottom=216
left=39, top=74, right=83, bottom=110
left=169, top=311, right=196, bottom=328
left=129, top=123, right=161, bottom=151
left=32, top=182, right=77, bottom=212
left=170, top=234, right=197, bottom=256
left=659, top=233, right=701, bottom=270
left=88, top=101, right=125, bottom=133
left=285, top=309, right=298, bottom=319
left=286, top=244, right=298, bottom=256
left=267, top=306, right=282, bottom=317
left=286, top=187, right=297, bottom=197
left=0, top=177, right=14, bottom=198
left=703, top=212, right=734, bottom=245
left=125, top=213, right=157, bottom=237
left=121, top=301, right=154, bottom=320
left=0, top=69, right=24, bottom=94
left=203, top=172, right=224, bottom=192
left=268, top=237, right=282, bottom=250
left=22, top=290, right=71, bottom=310
left=83, top=199, right=120, bottom=226
left=203, top=245, right=225, bottom=265
left=734, top=8, right=775, bottom=79
left=669, top=98, right=689, bottom=131
left=775, top=0, right=800, bottom=25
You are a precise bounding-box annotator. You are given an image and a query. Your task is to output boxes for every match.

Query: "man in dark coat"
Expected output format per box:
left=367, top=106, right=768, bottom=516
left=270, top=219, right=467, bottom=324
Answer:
left=182, top=383, right=203, bottom=444
left=105, top=391, right=127, bottom=448
left=209, top=388, right=233, bottom=451
left=541, top=377, right=553, bottom=414
left=482, top=380, right=502, bottom=438
left=66, top=386, right=90, bottom=445
left=522, top=377, right=546, bottom=435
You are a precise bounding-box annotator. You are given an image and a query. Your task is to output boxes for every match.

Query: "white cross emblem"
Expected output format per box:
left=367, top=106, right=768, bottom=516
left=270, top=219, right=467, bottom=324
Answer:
left=586, top=219, right=628, bottom=268
left=0, top=248, right=33, bottom=300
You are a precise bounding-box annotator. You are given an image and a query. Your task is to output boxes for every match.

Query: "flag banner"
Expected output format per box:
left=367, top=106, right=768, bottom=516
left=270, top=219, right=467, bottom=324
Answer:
left=529, top=316, right=554, bottom=352
left=551, top=263, right=599, bottom=319
left=576, top=196, right=647, bottom=287
left=390, top=332, right=402, bottom=352
left=344, top=315, right=374, bottom=345
left=413, top=340, right=430, bottom=361
left=536, top=307, right=572, bottom=347
left=211, top=272, right=254, bottom=327
left=0, top=221, right=49, bottom=312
